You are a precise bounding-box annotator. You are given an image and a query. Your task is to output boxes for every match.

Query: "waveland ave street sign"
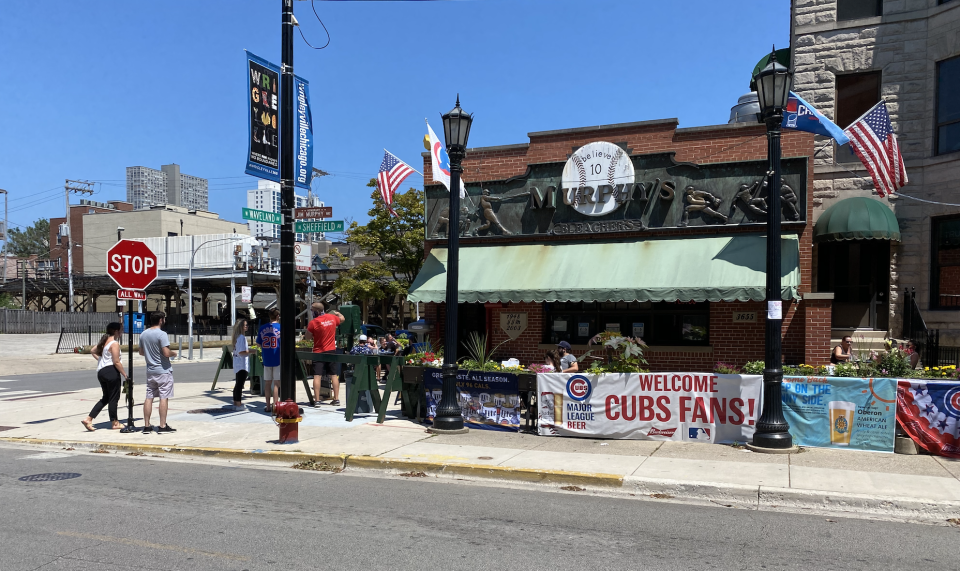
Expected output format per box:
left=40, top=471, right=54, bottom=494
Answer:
left=295, top=220, right=344, bottom=233
left=242, top=207, right=283, bottom=225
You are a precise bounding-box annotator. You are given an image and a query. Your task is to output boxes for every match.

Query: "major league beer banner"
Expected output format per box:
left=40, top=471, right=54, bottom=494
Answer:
left=245, top=52, right=281, bottom=181
left=537, top=373, right=761, bottom=443
left=897, top=380, right=960, bottom=458
left=782, top=376, right=897, bottom=453
left=423, top=369, right=522, bottom=432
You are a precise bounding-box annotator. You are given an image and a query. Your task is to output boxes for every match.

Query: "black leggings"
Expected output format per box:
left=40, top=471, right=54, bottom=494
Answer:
left=233, top=370, right=249, bottom=403
left=90, top=366, right=122, bottom=422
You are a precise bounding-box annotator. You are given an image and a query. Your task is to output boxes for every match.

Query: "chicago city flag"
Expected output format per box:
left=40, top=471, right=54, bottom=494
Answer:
left=426, top=122, right=467, bottom=198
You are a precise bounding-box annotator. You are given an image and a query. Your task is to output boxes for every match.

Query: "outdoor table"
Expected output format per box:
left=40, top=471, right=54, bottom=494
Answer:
left=298, top=351, right=405, bottom=423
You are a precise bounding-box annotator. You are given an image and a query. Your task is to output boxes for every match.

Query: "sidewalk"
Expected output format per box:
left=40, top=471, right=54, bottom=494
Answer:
left=2, top=379, right=959, bottom=523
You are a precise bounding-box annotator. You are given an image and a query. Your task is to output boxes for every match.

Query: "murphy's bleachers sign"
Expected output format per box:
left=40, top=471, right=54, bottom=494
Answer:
left=425, top=141, right=807, bottom=239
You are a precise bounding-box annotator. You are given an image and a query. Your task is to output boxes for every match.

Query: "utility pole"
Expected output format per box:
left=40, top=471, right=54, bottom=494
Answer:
left=20, top=260, right=26, bottom=310
left=64, top=180, right=94, bottom=312
left=279, top=0, right=296, bottom=404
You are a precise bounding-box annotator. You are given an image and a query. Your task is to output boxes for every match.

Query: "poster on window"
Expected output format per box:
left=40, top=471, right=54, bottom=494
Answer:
left=424, top=369, right=521, bottom=432
left=537, top=373, right=761, bottom=443
left=245, top=51, right=280, bottom=181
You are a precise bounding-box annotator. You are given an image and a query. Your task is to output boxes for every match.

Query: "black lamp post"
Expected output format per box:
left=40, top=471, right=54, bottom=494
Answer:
left=433, top=95, right=473, bottom=433
left=751, top=47, right=794, bottom=450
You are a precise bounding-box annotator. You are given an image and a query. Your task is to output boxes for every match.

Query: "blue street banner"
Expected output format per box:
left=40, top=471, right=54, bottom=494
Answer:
left=782, top=376, right=897, bottom=452
left=782, top=91, right=851, bottom=146
left=293, top=75, right=313, bottom=190
left=245, top=52, right=280, bottom=181
left=423, top=369, right=521, bottom=432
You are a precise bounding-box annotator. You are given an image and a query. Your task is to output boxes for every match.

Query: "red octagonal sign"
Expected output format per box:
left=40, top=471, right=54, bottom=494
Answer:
left=107, top=240, right=158, bottom=291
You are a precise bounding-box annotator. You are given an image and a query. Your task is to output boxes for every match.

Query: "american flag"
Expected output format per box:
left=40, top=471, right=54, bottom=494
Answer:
left=842, top=100, right=908, bottom=198
left=377, top=150, right=415, bottom=217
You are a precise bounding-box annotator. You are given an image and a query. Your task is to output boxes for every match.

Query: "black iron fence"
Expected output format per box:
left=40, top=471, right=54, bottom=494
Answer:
left=902, top=288, right=960, bottom=368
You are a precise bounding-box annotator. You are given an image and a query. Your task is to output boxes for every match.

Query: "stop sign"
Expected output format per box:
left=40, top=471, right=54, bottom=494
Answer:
left=107, top=240, right=158, bottom=291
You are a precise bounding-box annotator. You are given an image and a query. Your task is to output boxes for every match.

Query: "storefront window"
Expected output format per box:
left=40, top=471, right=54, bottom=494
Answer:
left=543, top=301, right=710, bottom=346
left=932, top=216, right=960, bottom=310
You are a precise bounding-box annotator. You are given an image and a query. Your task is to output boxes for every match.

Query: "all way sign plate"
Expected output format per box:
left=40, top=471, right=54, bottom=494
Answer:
left=117, top=289, right=146, bottom=301
left=295, top=220, right=344, bottom=233
left=242, top=208, right=282, bottom=225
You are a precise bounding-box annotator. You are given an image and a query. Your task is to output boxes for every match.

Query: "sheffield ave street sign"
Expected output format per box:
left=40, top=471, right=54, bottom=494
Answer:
left=242, top=207, right=283, bottom=225
left=295, top=220, right=344, bottom=233
left=294, top=206, right=332, bottom=219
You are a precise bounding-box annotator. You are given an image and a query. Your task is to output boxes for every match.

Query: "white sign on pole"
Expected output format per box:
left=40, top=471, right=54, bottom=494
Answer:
left=295, top=242, right=311, bottom=272
left=241, top=286, right=252, bottom=303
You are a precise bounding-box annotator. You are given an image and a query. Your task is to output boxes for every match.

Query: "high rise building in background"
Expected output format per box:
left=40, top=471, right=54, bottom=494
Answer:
left=246, top=179, right=322, bottom=241
left=126, top=164, right=209, bottom=211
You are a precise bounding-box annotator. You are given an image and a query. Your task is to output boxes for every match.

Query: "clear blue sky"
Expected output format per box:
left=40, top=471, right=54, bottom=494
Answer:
left=0, top=0, right=789, bottom=237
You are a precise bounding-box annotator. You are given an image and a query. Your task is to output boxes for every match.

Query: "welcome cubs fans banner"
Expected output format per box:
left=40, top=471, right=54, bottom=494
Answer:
left=897, top=380, right=960, bottom=458
left=538, top=373, right=761, bottom=443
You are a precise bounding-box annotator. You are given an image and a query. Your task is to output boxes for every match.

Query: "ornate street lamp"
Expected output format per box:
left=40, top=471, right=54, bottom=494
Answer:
left=433, top=95, right=473, bottom=433
left=752, top=47, right=794, bottom=450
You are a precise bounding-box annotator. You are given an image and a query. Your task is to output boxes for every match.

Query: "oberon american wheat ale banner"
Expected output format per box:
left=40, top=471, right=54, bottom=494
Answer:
left=537, top=373, right=761, bottom=443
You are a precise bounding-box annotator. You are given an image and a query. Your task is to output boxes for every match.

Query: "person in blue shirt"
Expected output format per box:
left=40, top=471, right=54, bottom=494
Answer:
left=256, top=309, right=281, bottom=413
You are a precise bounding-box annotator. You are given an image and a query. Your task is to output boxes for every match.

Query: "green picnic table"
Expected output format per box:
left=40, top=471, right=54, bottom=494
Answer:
left=212, top=347, right=314, bottom=404
left=298, top=350, right=409, bottom=423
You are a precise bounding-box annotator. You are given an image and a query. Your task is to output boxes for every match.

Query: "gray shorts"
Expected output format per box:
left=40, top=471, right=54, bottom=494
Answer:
left=262, top=366, right=280, bottom=381
left=145, top=371, right=174, bottom=400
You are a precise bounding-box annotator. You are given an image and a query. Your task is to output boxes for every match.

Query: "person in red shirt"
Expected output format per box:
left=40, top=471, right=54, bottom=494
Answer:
left=304, top=301, right=345, bottom=406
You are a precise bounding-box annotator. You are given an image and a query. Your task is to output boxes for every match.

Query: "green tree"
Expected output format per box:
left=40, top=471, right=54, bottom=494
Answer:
left=326, top=180, right=425, bottom=320
left=7, top=218, right=50, bottom=258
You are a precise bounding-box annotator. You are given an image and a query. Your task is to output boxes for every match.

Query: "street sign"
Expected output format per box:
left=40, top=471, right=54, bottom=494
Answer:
left=242, top=207, right=283, bottom=225
left=294, top=206, right=332, bottom=219
left=117, top=288, right=146, bottom=301
left=295, top=220, right=344, bottom=233
left=107, top=240, right=158, bottom=291
left=241, top=286, right=252, bottom=303
left=295, top=243, right=311, bottom=271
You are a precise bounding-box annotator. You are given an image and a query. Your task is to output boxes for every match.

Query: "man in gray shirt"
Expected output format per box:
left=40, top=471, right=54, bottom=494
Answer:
left=557, top=341, right=579, bottom=373
left=138, top=311, right=177, bottom=433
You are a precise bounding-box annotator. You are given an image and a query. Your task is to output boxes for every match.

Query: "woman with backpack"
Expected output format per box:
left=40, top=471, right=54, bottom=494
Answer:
left=82, top=322, right=128, bottom=431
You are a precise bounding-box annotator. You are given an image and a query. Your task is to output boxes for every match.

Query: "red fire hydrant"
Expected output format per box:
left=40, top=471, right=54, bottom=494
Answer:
left=275, top=399, right=302, bottom=444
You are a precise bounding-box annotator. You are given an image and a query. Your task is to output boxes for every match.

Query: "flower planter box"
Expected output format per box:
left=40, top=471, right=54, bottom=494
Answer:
left=402, top=365, right=425, bottom=384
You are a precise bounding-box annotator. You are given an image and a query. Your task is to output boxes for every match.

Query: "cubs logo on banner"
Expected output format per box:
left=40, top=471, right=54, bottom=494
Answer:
left=898, top=380, right=960, bottom=458
left=537, top=373, right=761, bottom=443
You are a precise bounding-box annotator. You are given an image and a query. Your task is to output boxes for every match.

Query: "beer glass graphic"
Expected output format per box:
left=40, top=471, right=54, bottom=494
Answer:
left=829, top=401, right=856, bottom=446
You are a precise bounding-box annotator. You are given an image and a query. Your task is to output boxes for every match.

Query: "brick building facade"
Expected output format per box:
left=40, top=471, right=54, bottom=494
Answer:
left=412, top=119, right=833, bottom=371
left=792, top=0, right=960, bottom=344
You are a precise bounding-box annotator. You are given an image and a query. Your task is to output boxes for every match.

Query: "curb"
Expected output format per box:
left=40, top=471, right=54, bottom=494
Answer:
left=0, top=437, right=621, bottom=488
left=3, top=437, right=957, bottom=522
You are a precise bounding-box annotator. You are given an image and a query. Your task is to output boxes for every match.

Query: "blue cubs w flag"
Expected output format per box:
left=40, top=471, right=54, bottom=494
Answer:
left=898, top=380, right=960, bottom=458
left=782, top=91, right=850, bottom=146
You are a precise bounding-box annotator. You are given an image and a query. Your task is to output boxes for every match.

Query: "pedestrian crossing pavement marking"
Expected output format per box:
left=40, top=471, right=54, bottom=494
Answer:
left=0, top=390, right=41, bottom=399
left=0, top=380, right=20, bottom=383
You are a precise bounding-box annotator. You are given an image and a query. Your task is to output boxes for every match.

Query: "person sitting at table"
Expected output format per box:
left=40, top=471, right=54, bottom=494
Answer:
left=557, top=341, right=579, bottom=373
left=831, top=336, right=852, bottom=364
left=544, top=350, right=562, bottom=372
left=350, top=334, right=375, bottom=355
left=907, top=340, right=922, bottom=370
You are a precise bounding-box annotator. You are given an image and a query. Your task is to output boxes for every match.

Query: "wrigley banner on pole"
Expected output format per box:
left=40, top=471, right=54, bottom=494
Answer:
left=537, top=373, right=760, bottom=443
left=293, top=75, right=313, bottom=190
left=245, top=51, right=281, bottom=181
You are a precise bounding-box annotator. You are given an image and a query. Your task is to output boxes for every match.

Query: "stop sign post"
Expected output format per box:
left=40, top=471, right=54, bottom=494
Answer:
left=106, top=240, right=158, bottom=434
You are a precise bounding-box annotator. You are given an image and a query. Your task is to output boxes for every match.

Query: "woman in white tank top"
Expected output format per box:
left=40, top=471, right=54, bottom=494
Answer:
left=82, top=322, right=128, bottom=431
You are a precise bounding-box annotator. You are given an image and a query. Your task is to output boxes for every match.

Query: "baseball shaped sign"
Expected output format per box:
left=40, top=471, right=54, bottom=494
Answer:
left=561, top=141, right=636, bottom=217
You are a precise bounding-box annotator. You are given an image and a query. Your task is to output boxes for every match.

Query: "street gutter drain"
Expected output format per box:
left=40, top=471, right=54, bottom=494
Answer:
left=18, top=473, right=81, bottom=482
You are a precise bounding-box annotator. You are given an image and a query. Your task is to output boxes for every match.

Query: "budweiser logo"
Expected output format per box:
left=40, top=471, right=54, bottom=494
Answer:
left=646, top=427, right=678, bottom=437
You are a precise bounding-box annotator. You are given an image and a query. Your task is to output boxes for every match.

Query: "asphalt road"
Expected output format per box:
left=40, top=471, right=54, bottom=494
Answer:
left=0, top=446, right=955, bottom=571
left=0, top=362, right=221, bottom=400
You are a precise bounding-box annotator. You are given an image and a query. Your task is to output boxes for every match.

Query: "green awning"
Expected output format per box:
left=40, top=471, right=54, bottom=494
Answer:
left=813, top=197, right=901, bottom=243
left=408, top=235, right=800, bottom=304
left=749, top=48, right=791, bottom=91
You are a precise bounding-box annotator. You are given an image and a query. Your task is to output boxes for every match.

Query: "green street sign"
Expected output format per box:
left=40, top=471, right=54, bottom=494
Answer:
left=242, top=208, right=282, bottom=225
left=295, top=220, right=344, bottom=233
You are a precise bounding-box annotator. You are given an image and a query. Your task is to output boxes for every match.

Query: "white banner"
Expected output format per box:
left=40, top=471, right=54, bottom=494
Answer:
left=538, top=373, right=762, bottom=444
